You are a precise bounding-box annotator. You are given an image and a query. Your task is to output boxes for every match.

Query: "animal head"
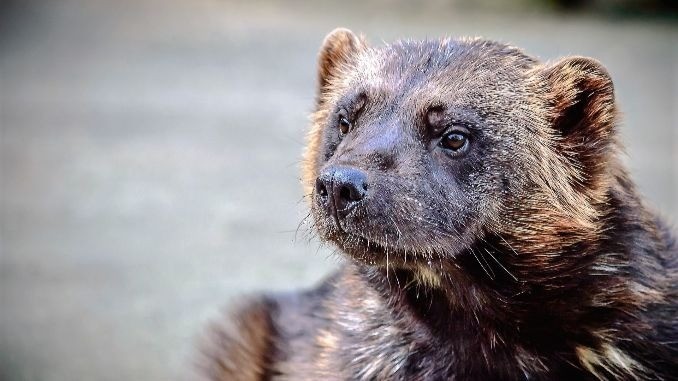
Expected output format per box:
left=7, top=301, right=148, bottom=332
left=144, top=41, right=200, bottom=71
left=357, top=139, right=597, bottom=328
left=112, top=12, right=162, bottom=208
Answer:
left=304, top=28, right=617, bottom=270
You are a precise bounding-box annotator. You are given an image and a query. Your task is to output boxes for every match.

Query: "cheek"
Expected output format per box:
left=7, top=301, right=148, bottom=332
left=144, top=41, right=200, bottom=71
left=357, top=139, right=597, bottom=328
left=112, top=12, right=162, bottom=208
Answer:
left=429, top=151, right=476, bottom=192
left=429, top=150, right=502, bottom=217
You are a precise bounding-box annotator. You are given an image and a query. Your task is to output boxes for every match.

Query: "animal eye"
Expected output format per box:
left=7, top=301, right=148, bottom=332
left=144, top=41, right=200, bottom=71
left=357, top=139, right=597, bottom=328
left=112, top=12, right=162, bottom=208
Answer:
left=338, top=116, right=352, bottom=135
left=439, top=132, right=468, bottom=152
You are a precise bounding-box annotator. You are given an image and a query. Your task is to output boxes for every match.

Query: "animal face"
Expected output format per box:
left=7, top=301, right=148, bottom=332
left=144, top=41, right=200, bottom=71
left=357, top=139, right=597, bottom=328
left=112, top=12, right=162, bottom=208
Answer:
left=304, top=29, right=616, bottom=268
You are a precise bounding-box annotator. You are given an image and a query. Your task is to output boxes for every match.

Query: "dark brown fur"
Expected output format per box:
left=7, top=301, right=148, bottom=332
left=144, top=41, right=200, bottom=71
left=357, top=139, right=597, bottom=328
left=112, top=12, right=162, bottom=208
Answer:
left=199, top=29, right=678, bottom=380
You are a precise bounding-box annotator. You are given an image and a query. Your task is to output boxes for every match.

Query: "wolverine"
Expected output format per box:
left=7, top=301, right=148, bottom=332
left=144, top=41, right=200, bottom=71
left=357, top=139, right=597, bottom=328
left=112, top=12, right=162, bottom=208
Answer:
left=199, top=29, right=678, bottom=380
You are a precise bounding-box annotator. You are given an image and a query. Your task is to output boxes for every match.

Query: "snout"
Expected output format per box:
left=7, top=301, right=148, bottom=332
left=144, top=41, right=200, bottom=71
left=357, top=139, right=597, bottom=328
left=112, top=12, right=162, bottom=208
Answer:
left=315, top=166, right=367, bottom=221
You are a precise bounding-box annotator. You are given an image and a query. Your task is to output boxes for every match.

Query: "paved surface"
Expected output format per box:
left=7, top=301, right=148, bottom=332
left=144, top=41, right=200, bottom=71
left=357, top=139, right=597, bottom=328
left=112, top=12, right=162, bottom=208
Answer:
left=1, top=1, right=676, bottom=380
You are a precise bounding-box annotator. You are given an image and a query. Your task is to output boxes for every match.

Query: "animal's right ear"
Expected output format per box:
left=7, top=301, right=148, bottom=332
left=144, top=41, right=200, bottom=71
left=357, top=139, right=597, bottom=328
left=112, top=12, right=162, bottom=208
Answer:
left=316, top=28, right=366, bottom=103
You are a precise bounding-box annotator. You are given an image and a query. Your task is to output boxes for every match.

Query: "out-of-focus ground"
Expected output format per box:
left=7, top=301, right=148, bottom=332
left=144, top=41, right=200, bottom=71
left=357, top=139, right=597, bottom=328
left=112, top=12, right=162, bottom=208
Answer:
left=0, top=0, right=675, bottom=380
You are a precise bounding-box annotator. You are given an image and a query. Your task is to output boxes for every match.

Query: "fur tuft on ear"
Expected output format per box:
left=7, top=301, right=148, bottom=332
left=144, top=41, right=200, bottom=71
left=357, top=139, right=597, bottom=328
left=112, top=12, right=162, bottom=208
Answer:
left=542, top=56, right=618, bottom=192
left=316, top=28, right=366, bottom=102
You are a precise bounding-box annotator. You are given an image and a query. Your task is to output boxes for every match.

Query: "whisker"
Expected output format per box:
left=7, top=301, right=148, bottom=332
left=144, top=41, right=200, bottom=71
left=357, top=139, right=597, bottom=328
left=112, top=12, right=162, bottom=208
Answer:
left=470, top=247, right=494, bottom=279
left=484, top=247, right=518, bottom=282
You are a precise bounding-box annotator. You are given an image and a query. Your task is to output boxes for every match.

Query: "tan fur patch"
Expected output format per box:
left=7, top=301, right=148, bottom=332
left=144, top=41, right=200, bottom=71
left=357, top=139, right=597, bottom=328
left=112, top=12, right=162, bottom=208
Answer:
left=576, top=343, right=647, bottom=381
left=416, top=266, right=442, bottom=288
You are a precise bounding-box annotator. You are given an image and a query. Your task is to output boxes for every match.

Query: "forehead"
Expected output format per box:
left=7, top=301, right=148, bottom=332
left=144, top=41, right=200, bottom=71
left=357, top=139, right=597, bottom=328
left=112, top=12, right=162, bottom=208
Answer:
left=345, top=39, right=537, bottom=110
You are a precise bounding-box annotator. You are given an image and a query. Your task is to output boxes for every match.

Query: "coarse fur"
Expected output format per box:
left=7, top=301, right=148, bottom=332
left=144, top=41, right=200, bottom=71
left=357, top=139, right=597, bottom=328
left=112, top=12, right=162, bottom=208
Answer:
left=198, top=29, right=678, bottom=380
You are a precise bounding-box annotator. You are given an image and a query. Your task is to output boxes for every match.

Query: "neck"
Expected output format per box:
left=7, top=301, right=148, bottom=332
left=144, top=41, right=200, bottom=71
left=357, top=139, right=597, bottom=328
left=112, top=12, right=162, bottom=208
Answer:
left=357, top=197, right=646, bottom=348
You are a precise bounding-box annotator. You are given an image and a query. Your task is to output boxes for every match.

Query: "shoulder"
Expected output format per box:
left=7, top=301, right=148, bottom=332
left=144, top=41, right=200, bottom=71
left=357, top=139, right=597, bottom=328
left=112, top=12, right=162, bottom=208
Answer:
left=197, top=296, right=280, bottom=381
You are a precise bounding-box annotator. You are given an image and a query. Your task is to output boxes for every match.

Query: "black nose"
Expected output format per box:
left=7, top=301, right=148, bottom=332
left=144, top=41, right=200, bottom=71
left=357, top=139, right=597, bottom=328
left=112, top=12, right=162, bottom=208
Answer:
left=315, top=166, right=367, bottom=218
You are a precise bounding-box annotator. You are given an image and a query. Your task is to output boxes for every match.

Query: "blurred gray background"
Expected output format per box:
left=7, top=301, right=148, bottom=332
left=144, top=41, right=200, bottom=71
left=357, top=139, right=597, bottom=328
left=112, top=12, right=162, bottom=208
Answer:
left=0, top=0, right=676, bottom=380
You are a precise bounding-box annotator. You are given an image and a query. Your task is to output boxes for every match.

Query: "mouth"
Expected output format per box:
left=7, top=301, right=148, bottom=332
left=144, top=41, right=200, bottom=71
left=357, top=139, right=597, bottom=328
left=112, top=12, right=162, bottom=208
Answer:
left=328, top=229, right=402, bottom=264
left=313, top=202, right=425, bottom=265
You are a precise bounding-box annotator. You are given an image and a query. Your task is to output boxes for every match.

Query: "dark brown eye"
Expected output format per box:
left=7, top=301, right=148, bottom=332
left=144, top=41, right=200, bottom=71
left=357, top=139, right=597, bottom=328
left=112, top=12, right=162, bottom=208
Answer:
left=338, top=116, right=351, bottom=135
left=439, top=132, right=468, bottom=152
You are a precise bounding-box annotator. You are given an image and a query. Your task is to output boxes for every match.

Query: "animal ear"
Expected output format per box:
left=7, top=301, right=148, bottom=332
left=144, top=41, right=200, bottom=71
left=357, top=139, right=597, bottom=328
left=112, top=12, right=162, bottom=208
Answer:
left=542, top=57, right=617, bottom=186
left=317, top=28, right=366, bottom=102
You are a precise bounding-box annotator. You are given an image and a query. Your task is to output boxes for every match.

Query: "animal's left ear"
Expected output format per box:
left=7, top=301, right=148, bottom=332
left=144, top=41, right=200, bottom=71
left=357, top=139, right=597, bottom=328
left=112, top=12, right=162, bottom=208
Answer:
left=542, top=57, right=617, bottom=184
